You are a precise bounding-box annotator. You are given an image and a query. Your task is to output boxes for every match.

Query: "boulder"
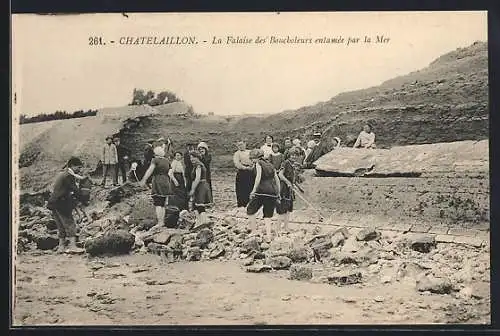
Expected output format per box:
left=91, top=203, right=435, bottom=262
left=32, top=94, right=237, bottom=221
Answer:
left=334, top=247, right=379, bottom=266
left=33, top=233, right=59, bottom=250
left=240, top=236, right=261, bottom=253
left=195, top=228, right=214, bottom=249
left=416, top=275, right=455, bottom=294
left=85, top=230, right=135, bottom=256
left=356, top=227, right=380, bottom=241
left=410, top=234, right=437, bottom=253
left=287, top=246, right=311, bottom=263
left=331, top=231, right=346, bottom=248
left=289, top=264, right=313, bottom=281
left=265, top=256, right=292, bottom=270
left=310, top=239, right=333, bottom=258
left=152, top=231, right=173, bottom=245
left=209, top=245, right=226, bottom=259
left=146, top=242, right=167, bottom=255
left=327, top=271, right=362, bottom=286
left=186, top=247, right=202, bottom=261
left=342, top=236, right=362, bottom=253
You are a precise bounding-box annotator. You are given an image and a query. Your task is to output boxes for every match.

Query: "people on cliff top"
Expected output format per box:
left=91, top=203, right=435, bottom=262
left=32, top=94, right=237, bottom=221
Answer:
left=100, top=136, right=119, bottom=187
left=46, top=156, right=86, bottom=254
left=353, top=124, right=376, bottom=149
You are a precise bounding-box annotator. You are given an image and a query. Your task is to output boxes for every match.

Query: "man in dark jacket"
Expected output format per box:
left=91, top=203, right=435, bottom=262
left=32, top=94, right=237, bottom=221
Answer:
left=113, top=136, right=131, bottom=184
left=303, top=132, right=331, bottom=169
left=183, top=142, right=196, bottom=192
left=46, top=156, right=86, bottom=254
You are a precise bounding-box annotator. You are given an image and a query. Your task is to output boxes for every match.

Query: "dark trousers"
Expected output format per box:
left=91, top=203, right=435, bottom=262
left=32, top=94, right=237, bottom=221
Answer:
left=102, top=164, right=118, bottom=185
left=235, top=169, right=254, bottom=207
left=115, top=161, right=129, bottom=184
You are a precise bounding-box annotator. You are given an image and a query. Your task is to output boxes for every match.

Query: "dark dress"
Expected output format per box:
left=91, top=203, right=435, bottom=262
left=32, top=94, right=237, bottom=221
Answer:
left=200, top=153, right=212, bottom=193
left=171, top=161, right=188, bottom=210
left=183, top=150, right=194, bottom=191
left=276, top=159, right=298, bottom=214
left=191, top=162, right=213, bottom=209
left=151, top=157, right=173, bottom=206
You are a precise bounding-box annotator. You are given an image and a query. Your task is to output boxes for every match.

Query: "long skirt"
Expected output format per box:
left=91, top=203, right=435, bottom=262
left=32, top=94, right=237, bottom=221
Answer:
left=171, top=172, right=188, bottom=210
left=235, top=169, right=254, bottom=207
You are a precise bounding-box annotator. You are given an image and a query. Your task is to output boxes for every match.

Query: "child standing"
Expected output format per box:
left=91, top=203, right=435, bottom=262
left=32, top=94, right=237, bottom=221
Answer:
left=46, top=157, right=86, bottom=254
left=246, top=149, right=281, bottom=240
left=269, top=143, right=284, bottom=170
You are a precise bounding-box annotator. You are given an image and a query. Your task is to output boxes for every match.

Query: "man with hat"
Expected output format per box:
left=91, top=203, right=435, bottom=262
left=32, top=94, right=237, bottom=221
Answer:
left=303, top=131, right=330, bottom=169
left=101, top=136, right=118, bottom=187
left=113, top=136, right=131, bottom=184
left=46, top=156, right=86, bottom=254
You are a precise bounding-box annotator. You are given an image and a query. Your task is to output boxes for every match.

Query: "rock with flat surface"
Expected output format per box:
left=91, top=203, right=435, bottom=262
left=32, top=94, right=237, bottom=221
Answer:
left=356, top=227, right=380, bottom=241
left=265, top=256, right=292, bottom=270
left=416, top=275, right=455, bottom=294
left=410, top=234, right=437, bottom=253
left=85, top=230, right=135, bottom=256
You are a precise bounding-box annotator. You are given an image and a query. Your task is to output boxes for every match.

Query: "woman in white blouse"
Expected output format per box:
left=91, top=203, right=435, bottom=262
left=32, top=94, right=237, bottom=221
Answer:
left=168, top=151, right=188, bottom=210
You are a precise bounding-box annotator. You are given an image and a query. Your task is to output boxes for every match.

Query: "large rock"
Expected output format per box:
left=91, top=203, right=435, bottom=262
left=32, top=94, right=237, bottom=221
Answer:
left=287, top=246, right=311, bottom=262
left=333, top=247, right=379, bottom=266
left=331, top=231, right=347, bottom=248
left=33, top=233, right=59, bottom=250
left=410, top=234, right=437, bottom=253
left=147, top=242, right=168, bottom=255
left=240, top=236, right=261, bottom=253
left=310, top=238, right=333, bottom=258
left=186, top=247, right=201, bottom=261
left=209, top=245, right=226, bottom=259
left=265, top=256, right=292, bottom=270
left=289, top=264, right=313, bottom=281
left=195, top=228, right=214, bottom=249
left=342, top=236, right=362, bottom=253
left=85, top=230, right=135, bottom=256
left=356, top=227, right=380, bottom=241
left=327, top=271, right=362, bottom=285
left=416, top=275, right=455, bottom=294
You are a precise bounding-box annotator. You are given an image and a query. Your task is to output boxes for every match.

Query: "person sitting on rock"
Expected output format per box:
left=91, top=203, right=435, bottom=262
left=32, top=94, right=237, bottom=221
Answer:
left=269, top=143, right=285, bottom=171
left=353, top=124, right=376, bottom=149
left=188, top=151, right=213, bottom=227
left=46, top=156, right=86, bottom=254
left=139, top=146, right=174, bottom=229
left=277, top=147, right=303, bottom=234
left=247, top=149, right=281, bottom=241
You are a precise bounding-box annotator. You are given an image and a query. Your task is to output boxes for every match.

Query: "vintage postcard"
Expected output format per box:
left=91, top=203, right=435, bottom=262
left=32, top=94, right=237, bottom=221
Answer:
left=11, top=11, right=489, bottom=326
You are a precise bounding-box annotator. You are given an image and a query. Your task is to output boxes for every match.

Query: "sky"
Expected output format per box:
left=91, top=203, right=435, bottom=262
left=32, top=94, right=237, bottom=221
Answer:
left=12, top=11, right=487, bottom=117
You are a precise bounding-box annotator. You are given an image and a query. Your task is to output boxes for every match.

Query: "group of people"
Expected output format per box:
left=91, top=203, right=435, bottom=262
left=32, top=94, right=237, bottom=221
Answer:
left=46, top=124, right=378, bottom=254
